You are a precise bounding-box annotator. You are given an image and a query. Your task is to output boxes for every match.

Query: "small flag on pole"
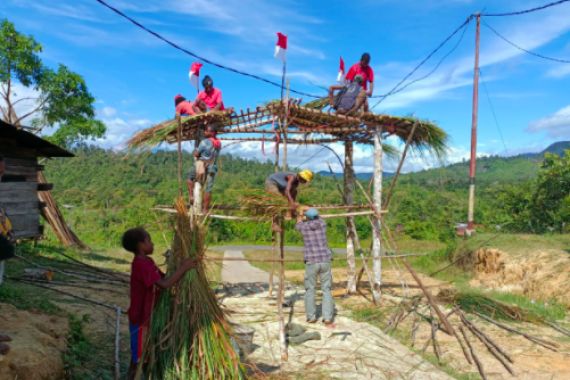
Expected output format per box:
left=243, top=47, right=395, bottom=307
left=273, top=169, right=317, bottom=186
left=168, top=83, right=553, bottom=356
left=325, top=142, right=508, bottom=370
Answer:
left=274, top=32, right=287, bottom=62
left=188, top=62, right=203, bottom=91
left=337, top=56, right=345, bottom=83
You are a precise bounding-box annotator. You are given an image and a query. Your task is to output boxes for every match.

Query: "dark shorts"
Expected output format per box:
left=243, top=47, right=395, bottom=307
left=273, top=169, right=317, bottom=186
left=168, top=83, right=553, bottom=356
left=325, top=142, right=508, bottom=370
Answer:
left=129, top=323, right=145, bottom=364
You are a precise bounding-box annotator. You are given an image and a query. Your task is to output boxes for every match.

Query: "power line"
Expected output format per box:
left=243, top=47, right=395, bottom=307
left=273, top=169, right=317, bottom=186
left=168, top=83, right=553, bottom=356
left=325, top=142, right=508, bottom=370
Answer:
left=481, top=0, right=570, bottom=17
left=482, top=20, right=570, bottom=64
left=376, top=18, right=471, bottom=101
left=370, top=16, right=474, bottom=108
left=92, top=0, right=322, bottom=99
left=479, top=70, right=508, bottom=153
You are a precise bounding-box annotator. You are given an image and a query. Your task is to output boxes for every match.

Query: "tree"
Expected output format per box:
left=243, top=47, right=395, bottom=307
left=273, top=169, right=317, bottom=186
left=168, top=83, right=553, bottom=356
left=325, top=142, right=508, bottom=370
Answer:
left=530, top=150, right=570, bottom=233
left=0, top=19, right=105, bottom=146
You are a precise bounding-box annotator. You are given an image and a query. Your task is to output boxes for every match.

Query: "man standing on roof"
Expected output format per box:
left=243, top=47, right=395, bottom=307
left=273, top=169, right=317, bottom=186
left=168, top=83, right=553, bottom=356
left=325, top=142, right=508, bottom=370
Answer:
left=328, top=75, right=367, bottom=115
left=296, top=207, right=335, bottom=325
left=346, top=53, right=374, bottom=112
left=194, top=75, right=225, bottom=112
left=265, top=170, right=313, bottom=215
left=186, top=125, right=222, bottom=213
left=174, top=94, right=199, bottom=116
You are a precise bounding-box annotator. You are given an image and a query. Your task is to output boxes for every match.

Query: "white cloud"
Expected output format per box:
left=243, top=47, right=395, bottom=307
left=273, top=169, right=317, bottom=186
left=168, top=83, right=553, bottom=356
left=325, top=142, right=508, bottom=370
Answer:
left=100, top=106, right=117, bottom=118
left=0, top=83, right=41, bottom=125
left=527, top=105, right=570, bottom=138
left=94, top=111, right=153, bottom=150
left=546, top=65, right=570, bottom=78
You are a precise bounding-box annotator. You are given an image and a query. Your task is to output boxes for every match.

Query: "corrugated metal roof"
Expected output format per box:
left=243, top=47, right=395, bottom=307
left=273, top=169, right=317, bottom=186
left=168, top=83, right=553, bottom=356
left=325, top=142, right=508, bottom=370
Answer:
left=0, top=120, right=74, bottom=157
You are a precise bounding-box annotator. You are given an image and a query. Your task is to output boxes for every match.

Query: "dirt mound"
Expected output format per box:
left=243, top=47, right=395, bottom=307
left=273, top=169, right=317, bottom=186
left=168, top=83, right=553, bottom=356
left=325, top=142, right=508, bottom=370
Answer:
left=470, top=249, right=570, bottom=306
left=0, top=303, right=68, bottom=380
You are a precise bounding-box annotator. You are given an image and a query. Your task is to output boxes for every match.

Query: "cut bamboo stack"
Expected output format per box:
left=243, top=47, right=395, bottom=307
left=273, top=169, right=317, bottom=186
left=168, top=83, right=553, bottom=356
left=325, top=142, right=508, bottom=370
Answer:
left=38, top=171, right=87, bottom=249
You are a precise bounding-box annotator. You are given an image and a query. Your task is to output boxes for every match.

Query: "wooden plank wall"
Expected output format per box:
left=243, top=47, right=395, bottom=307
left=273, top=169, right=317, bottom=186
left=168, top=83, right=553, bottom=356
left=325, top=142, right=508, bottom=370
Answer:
left=0, top=156, right=41, bottom=239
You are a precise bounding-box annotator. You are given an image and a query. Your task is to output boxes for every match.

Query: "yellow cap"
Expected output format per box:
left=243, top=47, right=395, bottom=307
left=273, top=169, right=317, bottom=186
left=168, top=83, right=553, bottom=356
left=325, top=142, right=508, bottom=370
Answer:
left=298, top=169, right=314, bottom=182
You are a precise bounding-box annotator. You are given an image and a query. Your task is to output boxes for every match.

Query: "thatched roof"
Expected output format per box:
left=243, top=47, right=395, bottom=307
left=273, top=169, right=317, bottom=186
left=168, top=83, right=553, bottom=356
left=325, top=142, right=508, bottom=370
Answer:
left=127, top=101, right=447, bottom=156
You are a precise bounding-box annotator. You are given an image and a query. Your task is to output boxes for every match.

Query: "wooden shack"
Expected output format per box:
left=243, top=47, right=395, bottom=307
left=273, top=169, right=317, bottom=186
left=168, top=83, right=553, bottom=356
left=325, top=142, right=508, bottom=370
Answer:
left=0, top=120, right=73, bottom=239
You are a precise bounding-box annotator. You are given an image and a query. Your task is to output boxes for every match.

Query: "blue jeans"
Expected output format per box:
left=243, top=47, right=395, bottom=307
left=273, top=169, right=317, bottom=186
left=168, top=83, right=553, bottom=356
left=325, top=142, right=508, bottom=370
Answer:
left=304, top=261, right=334, bottom=321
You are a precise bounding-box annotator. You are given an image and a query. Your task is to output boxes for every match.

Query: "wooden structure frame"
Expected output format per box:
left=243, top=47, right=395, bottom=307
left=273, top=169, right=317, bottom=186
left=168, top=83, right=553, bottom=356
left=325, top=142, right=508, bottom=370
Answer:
left=129, top=100, right=446, bottom=361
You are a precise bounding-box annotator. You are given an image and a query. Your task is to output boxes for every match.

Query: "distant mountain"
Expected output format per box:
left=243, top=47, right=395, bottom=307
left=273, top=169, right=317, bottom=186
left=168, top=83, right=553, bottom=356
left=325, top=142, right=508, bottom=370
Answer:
left=541, top=141, right=570, bottom=156
left=317, top=171, right=394, bottom=180
left=518, top=141, right=569, bottom=159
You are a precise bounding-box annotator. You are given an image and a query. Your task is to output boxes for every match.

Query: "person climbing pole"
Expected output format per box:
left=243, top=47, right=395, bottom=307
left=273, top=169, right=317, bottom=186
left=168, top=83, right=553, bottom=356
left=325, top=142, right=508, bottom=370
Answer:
left=265, top=169, right=313, bottom=216
left=194, top=75, right=226, bottom=112
left=186, top=125, right=222, bottom=213
left=346, top=53, right=374, bottom=112
left=328, top=75, right=367, bottom=115
left=174, top=94, right=199, bottom=116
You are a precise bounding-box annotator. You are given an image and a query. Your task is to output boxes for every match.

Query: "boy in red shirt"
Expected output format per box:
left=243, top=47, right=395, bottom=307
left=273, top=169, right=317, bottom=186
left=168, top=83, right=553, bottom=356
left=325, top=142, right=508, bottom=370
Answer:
left=122, top=227, right=196, bottom=379
left=195, top=75, right=225, bottom=112
left=174, top=94, right=198, bottom=116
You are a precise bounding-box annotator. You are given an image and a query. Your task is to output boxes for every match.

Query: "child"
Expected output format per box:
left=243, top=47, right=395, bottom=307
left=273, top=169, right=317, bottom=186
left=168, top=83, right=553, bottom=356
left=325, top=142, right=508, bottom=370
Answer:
left=122, top=227, right=196, bottom=379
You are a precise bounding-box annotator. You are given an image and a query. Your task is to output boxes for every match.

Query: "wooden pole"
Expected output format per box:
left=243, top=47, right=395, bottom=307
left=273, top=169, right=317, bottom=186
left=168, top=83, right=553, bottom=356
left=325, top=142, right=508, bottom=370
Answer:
left=371, top=125, right=383, bottom=295
left=344, top=141, right=357, bottom=294
left=176, top=114, right=183, bottom=197
left=282, top=81, right=290, bottom=171
left=277, top=217, right=288, bottom=361
left=114, top=306, right=121, bottom=380
left=467, top=14, right=481, bottom=233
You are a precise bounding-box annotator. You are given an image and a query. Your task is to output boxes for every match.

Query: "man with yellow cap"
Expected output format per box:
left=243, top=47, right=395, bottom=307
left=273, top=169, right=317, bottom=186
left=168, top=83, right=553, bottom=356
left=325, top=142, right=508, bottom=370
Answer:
left=265, top=169, right=313, bottom=216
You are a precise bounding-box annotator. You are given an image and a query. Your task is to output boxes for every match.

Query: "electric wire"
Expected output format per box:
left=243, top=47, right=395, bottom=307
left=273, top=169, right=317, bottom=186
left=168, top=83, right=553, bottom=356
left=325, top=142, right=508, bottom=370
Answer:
left=370, top=16, right=474, bottom=108
left=479, top=70, right=508, bottom=153
left=482, top=20, right=570, bottom=64
left=372, top=17, right=471, bottom=103
left=481, top=0, right=570, bottom=17
left=93, top=0, right=322, bottom=99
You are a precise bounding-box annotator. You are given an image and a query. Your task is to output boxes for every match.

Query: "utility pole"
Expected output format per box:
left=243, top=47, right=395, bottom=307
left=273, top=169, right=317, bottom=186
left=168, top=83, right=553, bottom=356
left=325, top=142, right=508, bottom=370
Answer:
left=467, top=13, right=480, bottom=233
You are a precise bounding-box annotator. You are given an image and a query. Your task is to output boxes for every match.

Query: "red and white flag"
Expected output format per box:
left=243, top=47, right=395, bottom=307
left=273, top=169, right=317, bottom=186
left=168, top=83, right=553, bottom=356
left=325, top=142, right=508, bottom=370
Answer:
left=337, top=56, right=345, bottom=83
left=188, top=62, right=203, bottom=91
left=274, top=32, right=287, bottom=63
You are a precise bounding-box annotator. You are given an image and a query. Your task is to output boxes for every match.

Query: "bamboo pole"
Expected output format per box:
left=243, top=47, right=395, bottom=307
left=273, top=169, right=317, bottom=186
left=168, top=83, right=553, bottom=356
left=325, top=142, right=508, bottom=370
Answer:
left=176, top=114, right=183, bottom=197
left=344, top=140, right=357, bottom=294
left=384, top=120, right=418, bottom=209
left=371, top=125, right=383, bottom=295
left=114, top=306, right=121, bottom=380
left=277, top=217, right=288, bottom=361
left=202, top=252, right=424, bottom=263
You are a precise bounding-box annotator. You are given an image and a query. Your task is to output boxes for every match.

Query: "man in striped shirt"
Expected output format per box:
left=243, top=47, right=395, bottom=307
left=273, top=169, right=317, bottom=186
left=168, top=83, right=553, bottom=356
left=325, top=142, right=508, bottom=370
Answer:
left=295, top=208, right=335, bottom=325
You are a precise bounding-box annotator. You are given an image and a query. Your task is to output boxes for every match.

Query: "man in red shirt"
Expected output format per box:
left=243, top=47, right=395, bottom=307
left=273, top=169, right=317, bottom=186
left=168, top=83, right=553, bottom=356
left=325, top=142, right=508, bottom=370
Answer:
left=195, top=75, right=225, bottom=112
left=174, top=94, right=198, bottom=116
left=345, top=53, right=374, bottom=111
left=122, top=227, right=197, bottom=379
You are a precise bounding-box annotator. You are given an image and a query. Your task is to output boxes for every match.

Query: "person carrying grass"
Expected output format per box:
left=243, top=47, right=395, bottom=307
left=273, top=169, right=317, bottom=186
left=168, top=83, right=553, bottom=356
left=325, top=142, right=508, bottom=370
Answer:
left=295, top=208, right=335, bottom=325
left=122, top=227, right=197, bottom=380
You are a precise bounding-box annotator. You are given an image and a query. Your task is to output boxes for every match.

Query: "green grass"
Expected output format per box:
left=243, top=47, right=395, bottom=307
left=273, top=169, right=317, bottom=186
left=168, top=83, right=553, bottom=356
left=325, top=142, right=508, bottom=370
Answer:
left=64, top=314, right=94, bottom=380
left=0, top=280, right=61, bottom=314
left=462, top=232, right=570, bottom=257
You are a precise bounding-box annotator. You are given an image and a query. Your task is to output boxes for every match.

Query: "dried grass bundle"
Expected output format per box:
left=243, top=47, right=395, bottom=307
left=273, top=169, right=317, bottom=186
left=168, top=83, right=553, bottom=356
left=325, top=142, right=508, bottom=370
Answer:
left=142, top=198, right=245, bottom=379
left=239, top=191, right=290, bottom=218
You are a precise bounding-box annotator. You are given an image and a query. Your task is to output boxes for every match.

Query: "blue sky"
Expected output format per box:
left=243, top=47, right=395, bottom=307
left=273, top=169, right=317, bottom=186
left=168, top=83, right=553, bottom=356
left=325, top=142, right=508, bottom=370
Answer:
left=2, top=0, right=570, bottom=172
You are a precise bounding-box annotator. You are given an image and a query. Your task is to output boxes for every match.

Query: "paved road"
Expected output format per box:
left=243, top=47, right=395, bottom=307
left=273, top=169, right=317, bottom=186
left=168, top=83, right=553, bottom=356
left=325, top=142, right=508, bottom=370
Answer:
left=221, top=250, right=277, bottom=284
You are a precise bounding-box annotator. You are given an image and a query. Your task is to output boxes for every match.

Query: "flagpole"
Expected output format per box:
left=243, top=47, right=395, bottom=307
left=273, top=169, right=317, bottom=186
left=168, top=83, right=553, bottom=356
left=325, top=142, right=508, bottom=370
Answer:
left=280, top=61, right=286, bottom=102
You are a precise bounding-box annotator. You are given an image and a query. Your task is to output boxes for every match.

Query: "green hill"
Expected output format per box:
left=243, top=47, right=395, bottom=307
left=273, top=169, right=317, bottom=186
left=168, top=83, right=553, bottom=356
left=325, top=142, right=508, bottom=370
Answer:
left=43, top=144, right=568, bottom=248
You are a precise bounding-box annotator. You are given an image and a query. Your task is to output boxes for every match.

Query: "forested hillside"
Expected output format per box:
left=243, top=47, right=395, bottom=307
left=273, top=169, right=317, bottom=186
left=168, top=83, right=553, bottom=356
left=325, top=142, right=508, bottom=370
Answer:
left=44, top=146, right=569, bottom=248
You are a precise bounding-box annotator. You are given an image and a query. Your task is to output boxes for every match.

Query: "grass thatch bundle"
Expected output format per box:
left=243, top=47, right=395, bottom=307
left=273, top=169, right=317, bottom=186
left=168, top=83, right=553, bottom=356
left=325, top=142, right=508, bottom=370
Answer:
left=142, top=198, right=245, bottom=379
left=239, top=191, right=290, bottom=218
left=128, top=112, right=232, bottom=149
